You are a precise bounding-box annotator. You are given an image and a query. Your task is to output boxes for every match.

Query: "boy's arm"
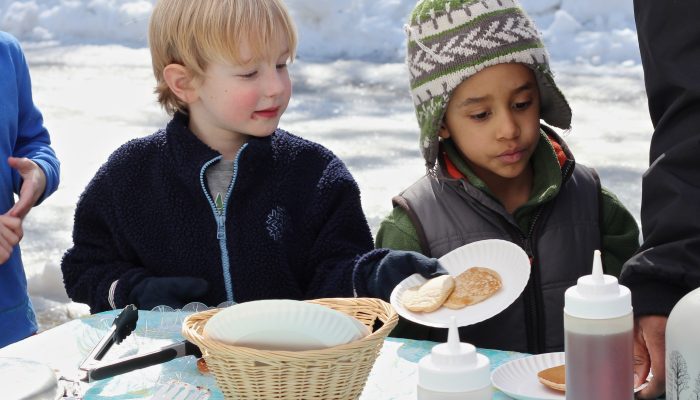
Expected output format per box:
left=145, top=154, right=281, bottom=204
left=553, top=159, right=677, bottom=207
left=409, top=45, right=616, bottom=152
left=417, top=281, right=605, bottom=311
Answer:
left=353, top=206, right=444, bottom=300
left=60, top=169, right=151, bottom=313
left=599, top=187, right=640, bottom=277
left=10, top=38, right=59, bottom=205
left=302, top=158, right=374, bottom=299
left=374, top=207, right=423, bottom=252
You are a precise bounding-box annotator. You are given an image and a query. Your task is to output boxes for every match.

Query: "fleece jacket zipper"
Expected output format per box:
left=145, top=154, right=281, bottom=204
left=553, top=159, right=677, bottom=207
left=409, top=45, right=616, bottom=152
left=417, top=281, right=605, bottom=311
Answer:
left=199, top=143, right=249, bottom=303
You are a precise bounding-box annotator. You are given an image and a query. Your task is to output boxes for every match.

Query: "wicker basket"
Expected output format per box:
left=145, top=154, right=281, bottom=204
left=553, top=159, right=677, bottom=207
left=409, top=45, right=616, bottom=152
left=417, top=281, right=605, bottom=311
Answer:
left=182, top=297, right=398, bottom=400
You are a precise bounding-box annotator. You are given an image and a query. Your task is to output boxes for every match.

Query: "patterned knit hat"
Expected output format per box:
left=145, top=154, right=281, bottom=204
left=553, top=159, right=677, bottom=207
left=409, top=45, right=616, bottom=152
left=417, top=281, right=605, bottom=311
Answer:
left=406, top=0, right=571, bottom=168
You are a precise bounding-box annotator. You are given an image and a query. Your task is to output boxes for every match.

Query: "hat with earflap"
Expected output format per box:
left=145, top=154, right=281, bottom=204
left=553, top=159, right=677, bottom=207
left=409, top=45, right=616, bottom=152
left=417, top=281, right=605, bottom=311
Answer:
left=405, top=0, right=571, bottom=168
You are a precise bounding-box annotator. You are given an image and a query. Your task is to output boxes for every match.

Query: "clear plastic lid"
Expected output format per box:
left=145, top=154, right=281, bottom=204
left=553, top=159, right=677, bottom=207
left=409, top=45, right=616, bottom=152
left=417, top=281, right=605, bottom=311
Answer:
left=564, top=250, right=632, bottom=319
left=418, top=317, right=490, bottom=392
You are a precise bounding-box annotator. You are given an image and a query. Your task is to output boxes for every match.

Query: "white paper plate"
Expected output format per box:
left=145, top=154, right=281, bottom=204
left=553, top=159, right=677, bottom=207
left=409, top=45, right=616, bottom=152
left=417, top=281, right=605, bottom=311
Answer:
left=491, top=352, right=565, bottom=400
left=0, top=357, right=61, bottom=400
left=203, top=299, right=369, bottom=350
left=492, top=351, right=648, bottom=399
left=390, top=239, right=530, bottom=328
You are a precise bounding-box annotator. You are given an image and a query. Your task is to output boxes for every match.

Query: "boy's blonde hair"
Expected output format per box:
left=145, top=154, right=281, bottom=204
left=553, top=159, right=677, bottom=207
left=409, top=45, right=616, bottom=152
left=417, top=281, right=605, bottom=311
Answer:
left=149, top=0, right=297, bottom=115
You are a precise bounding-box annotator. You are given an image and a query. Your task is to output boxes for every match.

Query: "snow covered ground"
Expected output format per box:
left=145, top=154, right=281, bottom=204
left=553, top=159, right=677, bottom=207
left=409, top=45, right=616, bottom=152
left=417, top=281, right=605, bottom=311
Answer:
left=0, top=0, right=651, bottom=331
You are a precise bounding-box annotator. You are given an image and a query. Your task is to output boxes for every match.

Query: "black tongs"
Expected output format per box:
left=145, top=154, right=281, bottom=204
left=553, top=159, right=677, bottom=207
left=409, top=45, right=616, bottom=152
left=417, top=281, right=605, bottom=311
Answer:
left=78, top=305, right=202, bottom=383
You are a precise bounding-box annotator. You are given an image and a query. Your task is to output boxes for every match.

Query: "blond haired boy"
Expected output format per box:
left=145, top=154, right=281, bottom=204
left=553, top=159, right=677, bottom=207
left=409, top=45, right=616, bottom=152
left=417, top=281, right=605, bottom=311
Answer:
left=62, top=0, right=373, bottom=312
left=354, top=0, right=640, bottom=354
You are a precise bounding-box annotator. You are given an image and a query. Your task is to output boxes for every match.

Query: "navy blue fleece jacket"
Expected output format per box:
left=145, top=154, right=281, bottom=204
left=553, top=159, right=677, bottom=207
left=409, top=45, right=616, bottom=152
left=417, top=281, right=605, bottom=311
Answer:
left=61, top=113, right=373, bottom=312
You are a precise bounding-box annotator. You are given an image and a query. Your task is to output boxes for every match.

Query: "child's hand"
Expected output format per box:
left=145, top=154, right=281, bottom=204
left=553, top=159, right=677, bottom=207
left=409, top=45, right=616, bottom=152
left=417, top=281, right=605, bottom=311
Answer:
left=7, top=157, right=47, bottom=220
left=364, top=250, right=448, bottom=301
left=128, top=276, right=210, bottom=310
left=0, top=215, right=23, bottom=264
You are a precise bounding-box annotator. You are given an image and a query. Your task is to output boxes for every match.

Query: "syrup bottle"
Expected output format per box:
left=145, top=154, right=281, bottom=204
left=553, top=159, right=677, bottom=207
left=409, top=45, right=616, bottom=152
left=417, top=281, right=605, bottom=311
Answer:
left=417, top=317, right=492, bottom=400
left=564, top=250, right=634, bottom=400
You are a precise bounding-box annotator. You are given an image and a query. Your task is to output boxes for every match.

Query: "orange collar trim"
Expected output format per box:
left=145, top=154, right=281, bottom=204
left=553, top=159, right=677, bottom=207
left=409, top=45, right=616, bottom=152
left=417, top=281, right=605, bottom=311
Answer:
left=547, top=135, right=567, bottom=168
left=442, top=151, right=465, bottom=179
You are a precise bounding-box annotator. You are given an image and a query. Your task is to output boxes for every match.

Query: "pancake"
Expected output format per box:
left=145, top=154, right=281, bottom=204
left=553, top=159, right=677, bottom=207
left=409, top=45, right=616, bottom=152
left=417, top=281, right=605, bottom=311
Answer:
left=537, top=364, right=565, bottom=392
left=443, top=266, right=502, bottom=309
left=197, top=358, right=209, bottom=374
left=401, top=275, right=455, bottom=313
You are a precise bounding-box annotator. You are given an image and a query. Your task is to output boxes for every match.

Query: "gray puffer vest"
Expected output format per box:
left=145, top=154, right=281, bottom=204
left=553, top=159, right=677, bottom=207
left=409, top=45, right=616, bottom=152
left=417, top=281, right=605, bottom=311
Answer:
left=394, top=159, right=601, bottom=353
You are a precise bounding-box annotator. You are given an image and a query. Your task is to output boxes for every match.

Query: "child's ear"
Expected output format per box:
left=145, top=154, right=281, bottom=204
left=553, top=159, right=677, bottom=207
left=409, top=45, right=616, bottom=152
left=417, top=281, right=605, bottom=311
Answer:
left=438, top=121, right=451, bottom=139
left=163, top=64, right=198, bottom=104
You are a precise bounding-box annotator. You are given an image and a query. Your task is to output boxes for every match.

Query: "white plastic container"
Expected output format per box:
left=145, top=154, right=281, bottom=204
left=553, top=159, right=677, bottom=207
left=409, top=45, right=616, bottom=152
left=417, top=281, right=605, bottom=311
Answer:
left=564, top=250, right=634, bottom=400
left=666, top=287, right=700, bottom=399
left=417, top=317, right=492, bottom=400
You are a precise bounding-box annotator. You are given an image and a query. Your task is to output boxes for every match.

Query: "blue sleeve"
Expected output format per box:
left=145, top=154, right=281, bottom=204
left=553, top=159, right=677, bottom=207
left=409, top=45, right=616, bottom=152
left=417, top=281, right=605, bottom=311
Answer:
left=8, top=34, right=60, bottom=204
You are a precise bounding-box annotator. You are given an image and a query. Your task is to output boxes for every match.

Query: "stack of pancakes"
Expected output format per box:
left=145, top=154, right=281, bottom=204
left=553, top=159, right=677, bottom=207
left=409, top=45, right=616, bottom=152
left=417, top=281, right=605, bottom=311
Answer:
left=401, top=267, right=502, bottom=313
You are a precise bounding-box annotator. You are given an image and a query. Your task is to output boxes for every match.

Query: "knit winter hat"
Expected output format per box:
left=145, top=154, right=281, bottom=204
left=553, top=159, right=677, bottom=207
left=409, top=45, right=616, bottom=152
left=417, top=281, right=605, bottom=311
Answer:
left=406, top=0, right=571, bottom=168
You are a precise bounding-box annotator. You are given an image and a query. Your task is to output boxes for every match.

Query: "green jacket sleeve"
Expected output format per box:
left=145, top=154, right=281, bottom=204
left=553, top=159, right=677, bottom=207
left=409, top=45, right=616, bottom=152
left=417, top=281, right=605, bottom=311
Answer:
left=374, top=207, right=423, bottom=253
left=600, top=187, right=640, bottom=277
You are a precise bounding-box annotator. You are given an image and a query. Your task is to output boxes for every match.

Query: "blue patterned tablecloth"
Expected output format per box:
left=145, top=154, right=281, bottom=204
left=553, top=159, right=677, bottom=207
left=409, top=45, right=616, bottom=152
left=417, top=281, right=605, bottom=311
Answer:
left=0, top=309, right=528, bottom=399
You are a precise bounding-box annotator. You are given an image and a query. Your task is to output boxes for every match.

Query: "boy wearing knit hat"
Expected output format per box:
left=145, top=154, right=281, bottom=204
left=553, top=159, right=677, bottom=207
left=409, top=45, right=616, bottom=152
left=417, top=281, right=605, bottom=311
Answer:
left=353, top=0, right=640, bottom=353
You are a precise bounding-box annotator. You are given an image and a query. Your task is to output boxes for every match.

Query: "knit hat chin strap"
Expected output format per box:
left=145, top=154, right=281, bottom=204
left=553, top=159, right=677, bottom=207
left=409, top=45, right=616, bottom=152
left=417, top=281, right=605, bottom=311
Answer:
left=405, top=0, right=572, bottom=168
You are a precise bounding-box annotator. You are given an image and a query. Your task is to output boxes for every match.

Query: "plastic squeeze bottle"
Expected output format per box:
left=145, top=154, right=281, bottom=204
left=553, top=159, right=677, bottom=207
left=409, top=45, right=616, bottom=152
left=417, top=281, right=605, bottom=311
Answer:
left=564, top=250, right=634, bottom=400
left=417, top=317, right=492, bottom=400
left=665, top=286, right=700, bottom=399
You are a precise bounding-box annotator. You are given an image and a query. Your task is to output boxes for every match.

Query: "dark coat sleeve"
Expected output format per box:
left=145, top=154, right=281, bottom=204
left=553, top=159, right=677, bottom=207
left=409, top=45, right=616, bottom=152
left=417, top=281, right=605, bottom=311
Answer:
left=61, top=162, right=152, bottom=313
left=619, top=0, right=700, bottom=316
left=303, top=157, right=374, bottom=298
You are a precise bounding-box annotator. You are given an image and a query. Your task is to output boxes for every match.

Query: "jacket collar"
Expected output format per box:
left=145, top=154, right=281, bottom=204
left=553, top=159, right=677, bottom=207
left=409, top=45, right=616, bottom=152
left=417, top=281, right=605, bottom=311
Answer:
left=439, top=124, right=576, bottom=207
left=165, top=112, right=275, bottom=190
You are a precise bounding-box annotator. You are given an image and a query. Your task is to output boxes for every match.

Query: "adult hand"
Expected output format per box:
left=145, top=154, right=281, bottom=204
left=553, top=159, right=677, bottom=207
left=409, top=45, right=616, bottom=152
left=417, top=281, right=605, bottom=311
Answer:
left=128, top=276, right=210, bottom=310
left=0, top=215, right=23, bottom=264
left=7, top=157, right=47, bottom=220
left=633, top=315, right=667, bottom=399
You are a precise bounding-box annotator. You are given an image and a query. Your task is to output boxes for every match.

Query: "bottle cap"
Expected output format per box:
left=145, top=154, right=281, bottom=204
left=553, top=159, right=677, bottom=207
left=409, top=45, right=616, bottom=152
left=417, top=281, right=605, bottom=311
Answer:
left=564, top=250, right=632, bottom=319
left=418, top=317, right=490, bottom=393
